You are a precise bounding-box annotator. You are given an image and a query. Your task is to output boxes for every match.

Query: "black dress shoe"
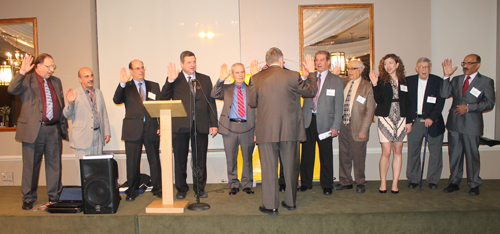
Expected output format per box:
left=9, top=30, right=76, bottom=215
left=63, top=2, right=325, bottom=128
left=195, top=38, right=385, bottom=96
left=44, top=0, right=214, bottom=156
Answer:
left=176, top=191, right=187, bottom=199
left=154, top=192, right=162, bottom=198
left=323, top=188, right=333, bottom=195
left=243, top=188, right=254, bottom=194
left=197, top=190, right=208, bottom=198
left=356, top=185, right=366, bottom=193
left=408, top=183, right=419, bottom=189
left=229, top=188, right=239, bottom=195
left=259, top=205, right=278, bottom=215
left=391, top=190, right=399, bottom=194
left=297, top=186, right=311, bottom=192
left=22, top=201, right=33, bottom=210
left=379, top=189, right=387, bottom=194
left=279, top=184, right=286, bottom=192
left=443, top=184, right=460, bottom=193
left=333, top=183, right=353, bottom=191
left=469, top=187, right=480, bottom=196
left=126, top=194, right=138, bottom=201
left=429, top=183, right=438, bottom=190
left=281, top=201, right=296, bottom=211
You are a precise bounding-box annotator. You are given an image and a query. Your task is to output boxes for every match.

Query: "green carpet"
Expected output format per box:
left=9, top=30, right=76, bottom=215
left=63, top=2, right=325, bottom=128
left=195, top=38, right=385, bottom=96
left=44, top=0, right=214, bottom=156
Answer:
left=1, top=180, right=499, bottom=234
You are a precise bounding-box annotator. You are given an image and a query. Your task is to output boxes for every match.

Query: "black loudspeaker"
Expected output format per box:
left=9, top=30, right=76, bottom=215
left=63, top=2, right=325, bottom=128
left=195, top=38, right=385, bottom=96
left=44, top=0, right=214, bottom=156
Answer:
left=80, top=158, right=121, bottom=214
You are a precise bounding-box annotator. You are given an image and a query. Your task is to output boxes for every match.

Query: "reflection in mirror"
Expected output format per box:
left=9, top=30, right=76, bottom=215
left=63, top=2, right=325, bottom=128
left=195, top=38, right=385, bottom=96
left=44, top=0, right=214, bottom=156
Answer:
left=299, top=4, right=374, bottom=76
left=0, top=18, right=37, bottom=129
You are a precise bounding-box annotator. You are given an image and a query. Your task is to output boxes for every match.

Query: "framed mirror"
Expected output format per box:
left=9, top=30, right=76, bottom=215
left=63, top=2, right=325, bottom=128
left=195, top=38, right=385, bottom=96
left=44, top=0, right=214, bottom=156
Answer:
left=299, top=4, right=374, bottom=75
left=0, top=17, right=37, bottom=129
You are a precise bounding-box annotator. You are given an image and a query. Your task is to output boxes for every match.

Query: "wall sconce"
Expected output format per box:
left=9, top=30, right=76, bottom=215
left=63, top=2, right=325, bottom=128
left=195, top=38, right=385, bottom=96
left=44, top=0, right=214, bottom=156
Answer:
left=198, top=31, right=214, bottom=39
left=0, top=64, right=13, bottom=86
left=330, top=52, right=345, bottom=75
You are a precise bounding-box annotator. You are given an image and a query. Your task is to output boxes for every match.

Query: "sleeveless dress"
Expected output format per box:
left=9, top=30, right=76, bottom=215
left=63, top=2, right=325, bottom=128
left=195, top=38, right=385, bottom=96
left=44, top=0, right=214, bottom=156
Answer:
left=377, top=80, right=407, bottom=142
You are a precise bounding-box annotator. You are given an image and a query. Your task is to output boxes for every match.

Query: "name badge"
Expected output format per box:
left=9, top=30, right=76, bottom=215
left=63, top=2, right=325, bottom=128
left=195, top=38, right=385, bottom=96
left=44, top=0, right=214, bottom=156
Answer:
left=470, top=87, right=481, bottom=98
left=148, top=92, right=156, bottom=100
left=356, top=95, right=366, bottom=104
left=427, top=96, right=436, bottom=104
left=400, top=85, right=408, bottom=92
left=326, top=89, right=335, bottom=96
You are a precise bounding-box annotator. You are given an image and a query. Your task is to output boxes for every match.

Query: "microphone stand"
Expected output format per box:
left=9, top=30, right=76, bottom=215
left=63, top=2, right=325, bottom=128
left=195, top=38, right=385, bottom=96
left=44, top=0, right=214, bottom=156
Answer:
left=187, top=78, right=210, bottom=211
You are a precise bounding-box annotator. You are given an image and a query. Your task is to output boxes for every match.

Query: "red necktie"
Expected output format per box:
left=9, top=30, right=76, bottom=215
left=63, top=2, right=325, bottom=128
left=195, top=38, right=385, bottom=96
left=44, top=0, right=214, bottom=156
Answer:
left=462, top=76, right=470, bottom=96
left=237, top=85, right=245, bottom=117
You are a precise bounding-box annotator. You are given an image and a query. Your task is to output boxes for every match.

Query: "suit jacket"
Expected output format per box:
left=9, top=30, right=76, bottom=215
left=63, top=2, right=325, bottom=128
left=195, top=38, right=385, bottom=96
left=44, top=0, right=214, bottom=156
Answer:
left=211, top=80, right=256, bottom=135
left=440, top=72, right=495, bottom=136
left=342, top=78, right=376, bottom=141
left=113, top=79, right=160, bottom=141
left=248, top=66, right=317, bottom=143
left=407, top=74, right=445, bottom=137
left=373, top=79, right=412, bottom=124
left=63, top=85, right=111, bottom=149
left=302, top=71, right=344, bottom=132
left=8, top=73, right=68, bottom=143
left=160, top=72, right=218, bottom=134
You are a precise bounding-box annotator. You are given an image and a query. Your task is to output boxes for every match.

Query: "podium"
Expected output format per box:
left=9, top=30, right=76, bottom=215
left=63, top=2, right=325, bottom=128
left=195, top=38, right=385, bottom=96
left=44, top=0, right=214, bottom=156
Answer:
left=143, top=100, right=188, bottom=213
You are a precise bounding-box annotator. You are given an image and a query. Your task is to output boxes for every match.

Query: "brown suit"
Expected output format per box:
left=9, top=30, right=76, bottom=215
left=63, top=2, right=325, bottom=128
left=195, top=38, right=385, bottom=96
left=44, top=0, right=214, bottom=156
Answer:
left=248, top=65, right=317, bottom=209
left=338, top=78, right=375, bottom=186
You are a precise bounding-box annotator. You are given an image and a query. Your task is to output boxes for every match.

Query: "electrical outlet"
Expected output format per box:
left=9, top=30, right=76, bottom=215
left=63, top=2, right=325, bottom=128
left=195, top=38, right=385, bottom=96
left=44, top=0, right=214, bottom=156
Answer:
left=3, top=172, right=13, bottom=181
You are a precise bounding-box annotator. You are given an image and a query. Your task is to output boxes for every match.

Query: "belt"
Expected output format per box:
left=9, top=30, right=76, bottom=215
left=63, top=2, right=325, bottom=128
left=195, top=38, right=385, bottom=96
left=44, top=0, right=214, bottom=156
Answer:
left=41, top=121, right=59, bottom=126
left=312, top=113, right=317, bottom=116
left=93, top=127, right=100, bottom=130
left=230, top=119, right=247, bottom=123
left=417, top=115, right=424, bottom=118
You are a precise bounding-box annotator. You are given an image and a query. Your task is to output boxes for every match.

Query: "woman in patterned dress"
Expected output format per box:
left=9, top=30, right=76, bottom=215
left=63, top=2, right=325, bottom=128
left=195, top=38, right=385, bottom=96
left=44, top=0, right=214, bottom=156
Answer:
left=369, top=54, right=412, bottom=194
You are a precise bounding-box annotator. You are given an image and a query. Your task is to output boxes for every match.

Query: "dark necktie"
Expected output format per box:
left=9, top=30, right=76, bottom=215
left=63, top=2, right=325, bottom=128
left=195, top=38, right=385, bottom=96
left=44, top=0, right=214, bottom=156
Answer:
left=237, top=85, right=245, bottom=117
left=462, top=76, right=471, bottom=96
left=312, top=73, right=321, bottom=112
left=138, top=82, right=145, bottom=101
left=343, top=81, right=354, bottom=125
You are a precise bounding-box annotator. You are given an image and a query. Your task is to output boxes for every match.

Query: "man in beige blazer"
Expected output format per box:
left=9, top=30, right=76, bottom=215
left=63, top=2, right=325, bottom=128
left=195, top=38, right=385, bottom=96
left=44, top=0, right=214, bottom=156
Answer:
left=336, top=60, right=376, bottom=193
left=248, top=47, right=317, bottom=215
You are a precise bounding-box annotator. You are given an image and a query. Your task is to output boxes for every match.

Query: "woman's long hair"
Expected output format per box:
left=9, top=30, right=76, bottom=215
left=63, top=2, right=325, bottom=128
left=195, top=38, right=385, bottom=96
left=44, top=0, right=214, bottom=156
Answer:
left=378, top=54, right=406, bottom=85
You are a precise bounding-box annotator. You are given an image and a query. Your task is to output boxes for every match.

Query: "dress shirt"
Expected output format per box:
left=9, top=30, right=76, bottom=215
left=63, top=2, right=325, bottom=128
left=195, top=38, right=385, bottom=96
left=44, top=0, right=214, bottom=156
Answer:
left=343, top=77, right=362, bottom=115
left=229, top=83, right=247, bottom=120
left=312, top=69, right=328, bottom=114
left=417, top=77, right=428, bottom=115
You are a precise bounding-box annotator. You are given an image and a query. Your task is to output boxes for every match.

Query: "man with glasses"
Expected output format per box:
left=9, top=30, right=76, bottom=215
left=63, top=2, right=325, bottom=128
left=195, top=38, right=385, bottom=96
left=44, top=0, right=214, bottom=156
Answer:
left=406, top=57, right=445, bottom=190
left=8, top=54, right=68, bottom=210
left=337, top=60, right=376, bottom=193
left=441, top=54, right=495, bottom=195
left=113, top=60, right=162, bottom=201
left=300, top=50, right=343, bottom=195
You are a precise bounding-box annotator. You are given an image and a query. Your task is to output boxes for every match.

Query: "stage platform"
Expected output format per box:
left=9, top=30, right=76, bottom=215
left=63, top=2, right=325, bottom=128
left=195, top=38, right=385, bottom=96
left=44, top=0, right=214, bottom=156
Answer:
left=1, top=180, right=499, bottom=234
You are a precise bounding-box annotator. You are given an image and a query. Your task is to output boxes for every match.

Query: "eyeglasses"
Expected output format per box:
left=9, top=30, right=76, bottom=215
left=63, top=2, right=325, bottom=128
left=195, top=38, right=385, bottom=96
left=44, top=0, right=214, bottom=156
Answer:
left=347, top=67, right=360, bottom=70
left=418, top=66, right=430, bottom=69
left=43, top=64, right=57, bottom=70
left=461, top=62, right=479, bottom=66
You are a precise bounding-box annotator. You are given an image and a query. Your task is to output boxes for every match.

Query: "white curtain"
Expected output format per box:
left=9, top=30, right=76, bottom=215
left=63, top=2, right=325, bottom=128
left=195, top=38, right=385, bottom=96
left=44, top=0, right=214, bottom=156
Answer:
left=0, top=22, right=35, bottom=55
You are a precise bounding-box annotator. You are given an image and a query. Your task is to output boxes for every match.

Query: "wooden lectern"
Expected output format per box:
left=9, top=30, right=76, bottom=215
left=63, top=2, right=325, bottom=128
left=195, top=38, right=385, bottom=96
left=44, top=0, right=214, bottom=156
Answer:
left=143, top=100, right=188, bottom=213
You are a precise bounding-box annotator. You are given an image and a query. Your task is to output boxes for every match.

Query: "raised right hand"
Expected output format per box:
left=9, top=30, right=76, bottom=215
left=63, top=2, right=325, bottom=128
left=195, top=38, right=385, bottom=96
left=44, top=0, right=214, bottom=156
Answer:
left=19, top=55, right=34, bottom=76
left=119, top=67, right=131, bottom=84
left=167, top=62, right=179, bottom=82
left=302, top=54, right=315, bottom=74
left=369, top=70, right=379, bottom=85
left=220, top=63, right=230, bottom=81
left=442, top=58, right=458, bottom=77
left=66, top=88, right=77, bottom=104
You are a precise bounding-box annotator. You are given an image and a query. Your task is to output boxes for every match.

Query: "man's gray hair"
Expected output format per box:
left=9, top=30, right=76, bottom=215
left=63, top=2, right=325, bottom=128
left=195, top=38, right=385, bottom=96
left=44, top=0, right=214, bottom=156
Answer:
left=416, top=57, right=432, bottom=66
left=231, top=63, right=245, bottom=74
left=265, top=47, right=283, bottom=65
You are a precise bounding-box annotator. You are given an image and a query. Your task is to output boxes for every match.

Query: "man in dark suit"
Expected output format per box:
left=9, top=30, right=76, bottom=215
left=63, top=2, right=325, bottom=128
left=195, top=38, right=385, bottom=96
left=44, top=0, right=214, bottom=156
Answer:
left=441, top=54, right=495, bottom=195
left=248, top=47, right=317, bottom=215
left=113, top=60, right=162, bottom=201
left=211, top=62, right=257, bottom=195
left=337, top=60, right=376, bottom=194
left=406, top=57, right=445, bottom=190
left=161, top=51, right=218, bottom=199
left=8, top=54, right=68, bottom=210
left=299, top=50, right=343, bottom=195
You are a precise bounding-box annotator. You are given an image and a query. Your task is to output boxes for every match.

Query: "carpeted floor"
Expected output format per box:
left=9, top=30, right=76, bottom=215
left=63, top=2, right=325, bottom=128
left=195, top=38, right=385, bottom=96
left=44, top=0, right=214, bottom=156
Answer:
left=1, top=180, right=499, bottom=233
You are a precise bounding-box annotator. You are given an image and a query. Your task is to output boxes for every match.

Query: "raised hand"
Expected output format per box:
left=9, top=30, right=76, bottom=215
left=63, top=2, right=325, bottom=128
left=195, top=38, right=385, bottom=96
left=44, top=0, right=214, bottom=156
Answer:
left=442, top=58, right=458, bottom=77
left=250, top=59, right=260, bottom=76
left=119, top=67, right=131, bottom=84
left=369, top=70, right=379, bottom=85
left=331, top=61, right=341, bottom=75
left=302, top=54, right=315, bottom=75
left=19, top=55, right=34, bottom=76
left=220, top=63, right=230, bottom=81
left=66, top=88, right=77, bottom=104
left=167, top=62, right=179, bottom=82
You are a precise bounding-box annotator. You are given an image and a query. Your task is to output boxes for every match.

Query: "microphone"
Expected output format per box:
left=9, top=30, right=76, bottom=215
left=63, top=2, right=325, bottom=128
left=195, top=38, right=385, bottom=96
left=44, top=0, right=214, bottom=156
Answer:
left=190, top=77, right=197, bottom=83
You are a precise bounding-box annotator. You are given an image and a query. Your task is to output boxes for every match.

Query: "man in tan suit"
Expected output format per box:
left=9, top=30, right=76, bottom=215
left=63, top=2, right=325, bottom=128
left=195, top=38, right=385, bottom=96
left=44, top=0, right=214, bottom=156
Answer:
left=336, top=60, right=376, bottom=193
left=248, top=47, right=317, bottom=215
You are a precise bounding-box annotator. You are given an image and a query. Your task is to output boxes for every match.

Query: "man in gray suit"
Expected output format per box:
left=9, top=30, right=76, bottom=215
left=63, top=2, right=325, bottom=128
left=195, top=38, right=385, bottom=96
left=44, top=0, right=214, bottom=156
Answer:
left=8, top=54, right=68, bottom=210
left=337, top=60, right=376, bottom=193
left=211, top=62, right=257, bottom=195
left=441, top=54, right=495, bottom=195
left=63, top=67, right=111, bottom=161
left=299, top=50, right=343, bottom=195
left=248, top=47, right=317, bottom=215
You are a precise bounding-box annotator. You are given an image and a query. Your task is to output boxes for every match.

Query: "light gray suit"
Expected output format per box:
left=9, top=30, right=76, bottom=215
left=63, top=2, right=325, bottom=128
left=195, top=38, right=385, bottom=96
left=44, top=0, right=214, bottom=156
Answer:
left=300, top=71, right=343, bottom=189
left=441, top=72, right=495, bottom=188
left=248, top=65, right=317, bottom=209
left=63, top=85, right=110, bottom=157
left=338, top=78, right=375, bottom=186
left=211, top=80, right=256, bottom=189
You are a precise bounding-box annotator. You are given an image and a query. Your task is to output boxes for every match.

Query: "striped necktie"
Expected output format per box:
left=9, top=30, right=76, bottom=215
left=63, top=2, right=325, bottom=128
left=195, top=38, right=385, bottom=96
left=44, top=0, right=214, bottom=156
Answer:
left=44, top=79, right=53, bottom=120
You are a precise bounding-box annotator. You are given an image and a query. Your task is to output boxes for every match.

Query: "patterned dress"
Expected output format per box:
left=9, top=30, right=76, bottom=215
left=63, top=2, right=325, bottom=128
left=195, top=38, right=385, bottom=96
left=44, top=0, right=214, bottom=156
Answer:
left=377, top=80, right=407, bottom=142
